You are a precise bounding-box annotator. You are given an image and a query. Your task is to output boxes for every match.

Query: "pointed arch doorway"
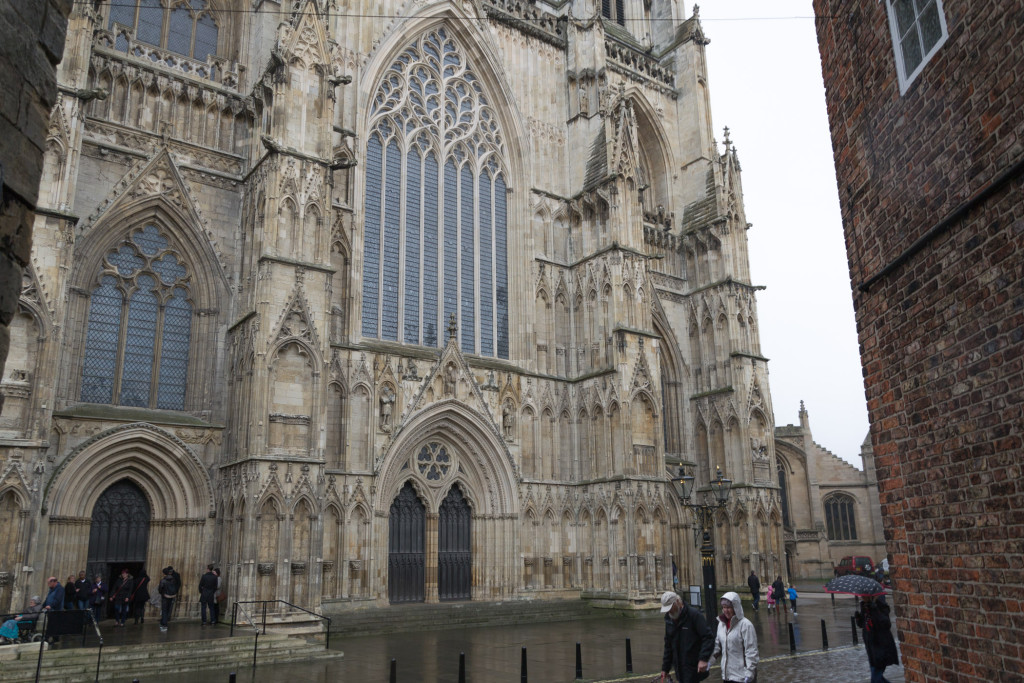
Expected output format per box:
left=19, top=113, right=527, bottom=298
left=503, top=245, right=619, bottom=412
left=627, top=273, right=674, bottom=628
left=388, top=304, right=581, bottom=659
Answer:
left=86, top=480, right=151, bottom=615
left=388, top=482, right=425, bottom=603
left=438, top=484, right=471, bottom=601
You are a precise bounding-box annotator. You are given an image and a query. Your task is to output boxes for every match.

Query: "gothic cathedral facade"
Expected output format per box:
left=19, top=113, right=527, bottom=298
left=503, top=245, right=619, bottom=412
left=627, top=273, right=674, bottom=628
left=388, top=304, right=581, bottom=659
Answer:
left=0, top=0, right=787, bottom=612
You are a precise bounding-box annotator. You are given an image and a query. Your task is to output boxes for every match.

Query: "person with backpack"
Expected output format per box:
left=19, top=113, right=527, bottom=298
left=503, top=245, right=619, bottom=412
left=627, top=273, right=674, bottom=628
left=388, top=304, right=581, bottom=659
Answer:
left=158, top=566, right=180, bottom=632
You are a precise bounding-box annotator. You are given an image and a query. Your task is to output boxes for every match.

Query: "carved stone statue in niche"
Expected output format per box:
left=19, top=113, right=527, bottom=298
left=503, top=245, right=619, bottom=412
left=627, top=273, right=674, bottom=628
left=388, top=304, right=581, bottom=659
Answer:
left=502, top=402, right=515, bottom=441
left=379, top=387, right=395, bottom=432
left=578, top=82, right=589, bottom=116
left=443, top=363, right=457, bottom=396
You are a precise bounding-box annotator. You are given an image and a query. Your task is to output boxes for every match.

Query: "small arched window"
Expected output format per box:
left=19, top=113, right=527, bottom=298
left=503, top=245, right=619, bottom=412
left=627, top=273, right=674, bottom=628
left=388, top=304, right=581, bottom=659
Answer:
left=824, top=493, right=858, bottom=541
left=80, top=225, right=193, bottom=410
left=109, top=0, right=219, bottom=62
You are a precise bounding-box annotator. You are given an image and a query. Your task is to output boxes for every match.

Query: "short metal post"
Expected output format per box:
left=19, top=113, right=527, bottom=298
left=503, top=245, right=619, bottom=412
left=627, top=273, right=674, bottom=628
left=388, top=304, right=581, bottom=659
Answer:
left=831, top=593, right=835, bottom=607
left=229, top=673, right=236, bottom=683
left=625, top=638, right=633, bottom=673
left=852, top=615, right=859, bottom=645
left=390, top=658, right=397, bottom=683
left=788, top=622, right=796, bottom=654
left=575, top=642, right=582, bottom=679
left=521, top=646, right=528, bottom=683
left=459, top=652, right=466, bottom=683
left=821, top=619, right=829, bottom=650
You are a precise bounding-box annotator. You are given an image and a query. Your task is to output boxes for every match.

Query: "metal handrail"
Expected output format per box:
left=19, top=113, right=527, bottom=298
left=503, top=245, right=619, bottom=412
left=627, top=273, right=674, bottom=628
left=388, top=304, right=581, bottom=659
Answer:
left=85, top=610, right=104, bottom=683
left=230, top=602, right=261, bottom=671
left=232, top=600, right=333, bottom=650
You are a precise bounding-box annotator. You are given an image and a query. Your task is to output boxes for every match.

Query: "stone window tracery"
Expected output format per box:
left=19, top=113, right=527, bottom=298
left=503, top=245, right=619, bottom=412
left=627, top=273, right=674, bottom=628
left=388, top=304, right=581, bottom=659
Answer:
left=362, top=28, right=509, bottom=358
left=824, top=493, right=858, bottom=541
left=80, top=224, right=193, bottom=410
left=109, top=0, right=219, bottom=62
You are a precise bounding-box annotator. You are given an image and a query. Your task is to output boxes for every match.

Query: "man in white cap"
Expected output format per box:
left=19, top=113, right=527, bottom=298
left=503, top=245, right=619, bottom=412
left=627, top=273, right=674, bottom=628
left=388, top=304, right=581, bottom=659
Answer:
left=660, top=591, right=715, bottom=682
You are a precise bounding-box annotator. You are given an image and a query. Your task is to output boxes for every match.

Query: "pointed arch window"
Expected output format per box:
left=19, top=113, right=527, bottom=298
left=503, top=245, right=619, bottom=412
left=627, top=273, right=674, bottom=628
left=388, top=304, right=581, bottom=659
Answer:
left=80, top=225, right=193, bottom=410
left=108, top=0, right=219, bottom=61
left=824, top=493, right=858, bottom=541
left=362, top=28, right=509, bottom=358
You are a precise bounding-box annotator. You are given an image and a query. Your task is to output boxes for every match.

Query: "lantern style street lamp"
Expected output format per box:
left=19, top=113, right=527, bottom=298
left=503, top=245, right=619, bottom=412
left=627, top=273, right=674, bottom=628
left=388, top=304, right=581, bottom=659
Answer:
left=673, top=466, right=732, bottom=624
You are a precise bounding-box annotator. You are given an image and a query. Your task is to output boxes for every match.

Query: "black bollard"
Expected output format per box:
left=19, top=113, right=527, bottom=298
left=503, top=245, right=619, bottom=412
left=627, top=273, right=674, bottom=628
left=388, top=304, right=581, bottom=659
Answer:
left=625, top=638, right=633, bottom=673
left=788, top=622, right=796, bottom=654
left=821, top=619, right=829, bottom=650
left=851, top=615, right=859, bottom=645
left=831, top=593, right=835, bottom=607
left=459, top=652, right=466, bottom=683
left=229, top=674, right=236, bottom=683
left=390, top=658, right=397, bottom=683
left=521, top=646, right=528, bottom=683
left=575, top=642, right=582, bottom=679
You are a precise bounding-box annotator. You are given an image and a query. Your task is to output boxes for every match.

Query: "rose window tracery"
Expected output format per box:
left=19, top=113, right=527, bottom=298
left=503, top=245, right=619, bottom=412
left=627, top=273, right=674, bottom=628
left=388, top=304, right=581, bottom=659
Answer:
left=416, top=442, right=453, bottom=482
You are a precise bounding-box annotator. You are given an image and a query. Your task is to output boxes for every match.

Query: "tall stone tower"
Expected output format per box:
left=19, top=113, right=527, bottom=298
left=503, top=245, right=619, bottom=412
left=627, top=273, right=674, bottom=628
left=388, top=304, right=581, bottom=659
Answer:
left=0, top=0, right=784, bottom=613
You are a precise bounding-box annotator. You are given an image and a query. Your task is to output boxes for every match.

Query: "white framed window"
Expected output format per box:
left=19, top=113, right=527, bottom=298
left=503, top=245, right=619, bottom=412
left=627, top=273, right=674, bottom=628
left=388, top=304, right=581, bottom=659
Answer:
left=886, top=0, right=948, bottom=94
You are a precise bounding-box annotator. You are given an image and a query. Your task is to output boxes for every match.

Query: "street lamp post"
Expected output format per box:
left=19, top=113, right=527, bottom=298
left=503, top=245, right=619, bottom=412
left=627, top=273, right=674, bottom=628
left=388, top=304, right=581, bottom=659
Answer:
left=673, top=466, right=732, bottom=624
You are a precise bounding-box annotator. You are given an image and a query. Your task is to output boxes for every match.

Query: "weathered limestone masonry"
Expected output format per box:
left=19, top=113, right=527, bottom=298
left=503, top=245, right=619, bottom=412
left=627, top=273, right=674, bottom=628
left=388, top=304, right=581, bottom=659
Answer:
left=0, top=0, right=72, bottom=612
left=813, top=1, right=1024, bottom=681
left=1, top=0, right=855, bottom=618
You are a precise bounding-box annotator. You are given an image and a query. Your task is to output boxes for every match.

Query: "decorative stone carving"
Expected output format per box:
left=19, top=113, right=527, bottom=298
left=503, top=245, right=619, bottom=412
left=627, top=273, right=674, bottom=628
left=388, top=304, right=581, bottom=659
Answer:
left=379, top=386, right=395, bottom=433
left=291, top=562, right=306, bottom=575
left=322, top=561, right=335, bottom=573
left=257, top=563, right=276, bottom=576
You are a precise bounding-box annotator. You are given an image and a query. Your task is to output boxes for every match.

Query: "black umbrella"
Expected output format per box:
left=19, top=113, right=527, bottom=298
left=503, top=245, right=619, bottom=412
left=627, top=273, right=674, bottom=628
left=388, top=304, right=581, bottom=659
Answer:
left=824, top=574, right=887, bottom=597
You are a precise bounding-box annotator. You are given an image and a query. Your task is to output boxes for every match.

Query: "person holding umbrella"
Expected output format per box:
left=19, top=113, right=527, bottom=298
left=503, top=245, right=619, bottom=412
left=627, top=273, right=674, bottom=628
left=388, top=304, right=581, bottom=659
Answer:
left=824, top=574, right=896, bottom=683
left=857, top=595, right=899, bottom=683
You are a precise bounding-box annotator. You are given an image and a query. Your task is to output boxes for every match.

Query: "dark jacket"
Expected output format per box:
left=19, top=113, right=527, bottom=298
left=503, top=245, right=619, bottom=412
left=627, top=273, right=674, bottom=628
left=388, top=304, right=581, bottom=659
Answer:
left=662, top=604, right=715, bottom=683
left=90, top=581, right=107, bottom=605
left=63, top=581, right=76, bottom=607
left=75, top=578, right=91, bottom=602
left=159, top=573, right=179, bottom=598
left=856, top=600, right=900, bottom=669
left=131, top=574, right=150, bottom=605
left=747, top=573, right=761, bottom=594
left=772, top=579, right=786, bottom=603
left=111, top=574, right=134, bottom=602
left=199, top=571, right=218, bottom=601
left=43, top=584, right=64, bottom=611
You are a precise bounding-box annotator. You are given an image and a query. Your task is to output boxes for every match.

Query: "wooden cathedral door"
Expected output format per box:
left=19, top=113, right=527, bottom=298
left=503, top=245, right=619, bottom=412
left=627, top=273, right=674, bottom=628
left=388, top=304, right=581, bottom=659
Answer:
left=388, top=482, right=425, bottom=603
left=438, top=484, right=471, bottom=601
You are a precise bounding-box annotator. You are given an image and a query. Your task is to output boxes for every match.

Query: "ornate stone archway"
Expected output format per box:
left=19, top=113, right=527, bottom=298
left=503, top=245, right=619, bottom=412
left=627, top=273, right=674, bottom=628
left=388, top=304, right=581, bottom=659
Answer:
left=43, top=423, right=215, bottom=592
left=375, top=401, right=519, bottom=602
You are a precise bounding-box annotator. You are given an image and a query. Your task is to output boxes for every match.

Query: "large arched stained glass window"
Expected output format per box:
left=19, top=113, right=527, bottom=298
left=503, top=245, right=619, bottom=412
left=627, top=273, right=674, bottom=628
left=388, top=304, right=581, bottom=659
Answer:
left=362, top=28, right=509, bottom=359
left=80, top=225, right=193, bottom=410
left=824, top=493, right=858, bottom=541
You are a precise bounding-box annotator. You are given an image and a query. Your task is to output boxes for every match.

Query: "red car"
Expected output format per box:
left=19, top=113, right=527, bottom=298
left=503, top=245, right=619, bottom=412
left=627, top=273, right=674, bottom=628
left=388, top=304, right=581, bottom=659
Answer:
left=833, top=555, right=874, bottom=577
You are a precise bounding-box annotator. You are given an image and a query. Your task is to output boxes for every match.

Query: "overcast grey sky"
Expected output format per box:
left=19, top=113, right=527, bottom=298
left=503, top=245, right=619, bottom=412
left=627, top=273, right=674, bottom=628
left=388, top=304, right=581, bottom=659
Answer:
left=697, top=1, right=870, bottom=467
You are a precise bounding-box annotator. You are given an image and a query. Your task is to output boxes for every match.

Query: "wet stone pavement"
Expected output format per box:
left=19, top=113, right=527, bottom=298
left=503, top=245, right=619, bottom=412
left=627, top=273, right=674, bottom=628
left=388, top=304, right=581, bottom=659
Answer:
left=84, top=593, right=903, bottom=682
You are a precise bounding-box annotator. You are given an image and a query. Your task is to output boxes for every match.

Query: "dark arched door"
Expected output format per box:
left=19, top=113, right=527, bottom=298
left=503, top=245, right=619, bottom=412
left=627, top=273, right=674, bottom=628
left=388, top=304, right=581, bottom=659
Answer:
left=86, top=480, right=151, bottom=602
left=388, top=482, right=425, bottom=603
left=438, top=484, right=471, bottom=601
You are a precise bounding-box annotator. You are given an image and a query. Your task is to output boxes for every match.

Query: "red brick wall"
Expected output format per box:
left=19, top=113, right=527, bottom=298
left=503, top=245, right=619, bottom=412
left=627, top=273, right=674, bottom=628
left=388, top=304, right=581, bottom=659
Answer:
left=813, top=2, right=1024, bottom=681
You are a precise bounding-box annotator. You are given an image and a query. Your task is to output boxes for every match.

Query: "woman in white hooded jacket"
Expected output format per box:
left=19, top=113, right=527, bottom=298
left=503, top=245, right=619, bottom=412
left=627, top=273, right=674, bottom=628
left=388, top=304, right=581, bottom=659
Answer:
left=712, top=591, right=759, bottom=683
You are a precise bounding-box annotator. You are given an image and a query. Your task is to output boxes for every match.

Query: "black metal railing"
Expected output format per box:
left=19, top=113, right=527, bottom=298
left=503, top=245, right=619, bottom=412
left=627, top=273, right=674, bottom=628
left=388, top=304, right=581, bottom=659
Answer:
left=230, top=600, right=332, bottom=650
left=230, top=601, right=261, bottom=671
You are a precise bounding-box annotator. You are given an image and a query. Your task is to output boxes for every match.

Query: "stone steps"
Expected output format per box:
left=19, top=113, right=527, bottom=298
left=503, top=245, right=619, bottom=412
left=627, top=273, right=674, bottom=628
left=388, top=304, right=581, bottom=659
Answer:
left=323, top=598, right=612, bottom=637
left=0, top=632, right=340, bottom=682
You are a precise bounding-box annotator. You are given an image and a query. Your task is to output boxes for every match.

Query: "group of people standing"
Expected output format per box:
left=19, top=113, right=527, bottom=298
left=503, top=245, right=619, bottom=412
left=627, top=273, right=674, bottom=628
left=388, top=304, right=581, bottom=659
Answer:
left=748, top=571, right=798, bottom=615
left=15, top=564, right=222, bottom=635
